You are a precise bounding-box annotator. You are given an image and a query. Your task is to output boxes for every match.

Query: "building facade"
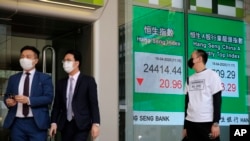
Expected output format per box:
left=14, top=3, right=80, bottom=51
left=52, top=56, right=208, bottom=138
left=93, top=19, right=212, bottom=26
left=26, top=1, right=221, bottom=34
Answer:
left=0, top=0, right=249, bottom=141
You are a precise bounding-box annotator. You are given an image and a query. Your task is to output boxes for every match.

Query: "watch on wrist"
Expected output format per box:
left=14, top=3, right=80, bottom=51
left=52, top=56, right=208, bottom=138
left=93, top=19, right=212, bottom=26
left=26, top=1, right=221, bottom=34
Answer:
left=213, top=122, right=219, bottom=127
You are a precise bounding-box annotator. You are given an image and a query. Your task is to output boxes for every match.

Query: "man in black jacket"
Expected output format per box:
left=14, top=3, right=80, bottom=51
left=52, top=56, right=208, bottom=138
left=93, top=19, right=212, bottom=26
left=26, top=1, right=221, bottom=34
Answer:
left=49, top=50, right=100, bottom=141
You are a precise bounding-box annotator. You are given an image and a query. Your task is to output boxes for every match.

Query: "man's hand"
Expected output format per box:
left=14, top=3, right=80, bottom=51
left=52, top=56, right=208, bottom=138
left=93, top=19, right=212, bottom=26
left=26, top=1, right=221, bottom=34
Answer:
left=5, top=98, right=17, bottom=107
left=49, top=123, right=57, bottom=138
left=182, top=129, right=187, bottom=138
left=91, top=124, right=100, bottom=140
left=14, top=95, right=29, bottom=104
left=210, top=124, right=220, bottom=139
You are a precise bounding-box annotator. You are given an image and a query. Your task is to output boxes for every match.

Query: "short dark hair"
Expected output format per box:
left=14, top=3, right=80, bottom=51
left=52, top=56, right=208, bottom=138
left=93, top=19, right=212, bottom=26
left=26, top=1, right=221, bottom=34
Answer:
left=196, top=49, right=208, bottom=64
left=64, top=50, right=82, bottom=67
left=20, top=45, right=40, bottom=58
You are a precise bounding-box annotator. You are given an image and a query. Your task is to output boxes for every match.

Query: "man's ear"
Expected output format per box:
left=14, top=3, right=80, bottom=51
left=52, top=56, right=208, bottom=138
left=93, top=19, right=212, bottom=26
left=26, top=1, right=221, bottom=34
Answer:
left=34, top=58, right=39, bottom=64
left=76, top=61, right=80, bottom=66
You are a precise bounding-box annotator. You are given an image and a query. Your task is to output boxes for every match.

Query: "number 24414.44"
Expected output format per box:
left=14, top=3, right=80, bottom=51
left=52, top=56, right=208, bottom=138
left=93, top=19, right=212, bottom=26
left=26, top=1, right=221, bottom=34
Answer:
left=144, top=64, right=182, bottom=75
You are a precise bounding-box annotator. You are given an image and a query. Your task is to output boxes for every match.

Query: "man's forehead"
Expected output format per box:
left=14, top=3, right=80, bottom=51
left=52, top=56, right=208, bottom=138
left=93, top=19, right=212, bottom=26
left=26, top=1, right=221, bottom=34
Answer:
left=22, top=49, right=34, bottom=53
left=21, top=50, right=36, bottom=56
left=191, top=51, right=197, bottom=57
left=65, top=53, right=73, bottom=57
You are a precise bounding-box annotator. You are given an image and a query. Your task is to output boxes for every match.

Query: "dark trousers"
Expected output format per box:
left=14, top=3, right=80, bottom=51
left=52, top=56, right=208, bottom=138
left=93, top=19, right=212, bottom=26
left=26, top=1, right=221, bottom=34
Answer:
left=61, top=119, right=89, bottom=141
left=186, top=120, right=220, bottom=141
left=11, top=117, right=47, bottom=141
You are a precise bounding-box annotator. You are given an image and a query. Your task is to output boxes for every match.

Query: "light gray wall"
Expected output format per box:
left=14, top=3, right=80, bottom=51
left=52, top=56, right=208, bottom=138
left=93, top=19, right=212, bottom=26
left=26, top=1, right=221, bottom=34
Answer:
left=93, top=0, right=119, bottom=140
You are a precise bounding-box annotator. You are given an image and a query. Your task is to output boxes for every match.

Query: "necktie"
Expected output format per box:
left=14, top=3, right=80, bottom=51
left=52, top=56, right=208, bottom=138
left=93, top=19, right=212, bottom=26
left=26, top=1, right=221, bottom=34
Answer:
left=23, top=72, right=30, bottom=117
left=67, top=77, right=74, bottom=121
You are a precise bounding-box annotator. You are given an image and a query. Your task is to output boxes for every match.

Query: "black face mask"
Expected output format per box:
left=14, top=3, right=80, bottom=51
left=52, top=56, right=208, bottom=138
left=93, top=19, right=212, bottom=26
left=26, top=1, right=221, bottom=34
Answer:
left=187, top=58, right=194, bottom=68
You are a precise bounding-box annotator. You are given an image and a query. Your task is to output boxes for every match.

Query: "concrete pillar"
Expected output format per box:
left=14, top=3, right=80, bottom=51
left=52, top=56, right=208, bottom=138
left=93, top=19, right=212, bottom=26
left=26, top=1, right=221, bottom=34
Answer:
left=93, top=0, right=119, bottom=141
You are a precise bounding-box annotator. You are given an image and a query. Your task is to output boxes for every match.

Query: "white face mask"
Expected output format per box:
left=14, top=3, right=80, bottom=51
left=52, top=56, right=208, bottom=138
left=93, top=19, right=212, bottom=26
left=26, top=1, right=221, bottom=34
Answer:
left=63, top=61, right=74, bottom=73
left=19, top=58, right=34, bottom=70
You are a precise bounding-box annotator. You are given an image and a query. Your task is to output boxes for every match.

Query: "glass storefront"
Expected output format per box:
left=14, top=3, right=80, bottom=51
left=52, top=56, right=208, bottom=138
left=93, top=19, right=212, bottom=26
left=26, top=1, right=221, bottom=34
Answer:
left=119, top=0, right=250, bottom=141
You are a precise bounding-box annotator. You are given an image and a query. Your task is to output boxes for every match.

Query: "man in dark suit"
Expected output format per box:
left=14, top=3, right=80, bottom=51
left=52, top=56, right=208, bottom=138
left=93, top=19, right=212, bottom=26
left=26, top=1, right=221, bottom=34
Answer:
left=49, top=50, right=100, bottom=141
left=3, top=45, right=54, bottom=141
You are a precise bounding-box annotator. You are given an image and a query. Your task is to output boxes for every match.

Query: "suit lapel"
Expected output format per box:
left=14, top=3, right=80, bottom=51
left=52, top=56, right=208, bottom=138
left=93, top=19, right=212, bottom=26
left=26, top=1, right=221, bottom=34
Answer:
left=30, top=71, right=39, bottom=96
left=73, top=73, right=84, bottom=99
left=14, top=72, right=23, bottom=95
left=62, top=78, right=68, bottom=102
